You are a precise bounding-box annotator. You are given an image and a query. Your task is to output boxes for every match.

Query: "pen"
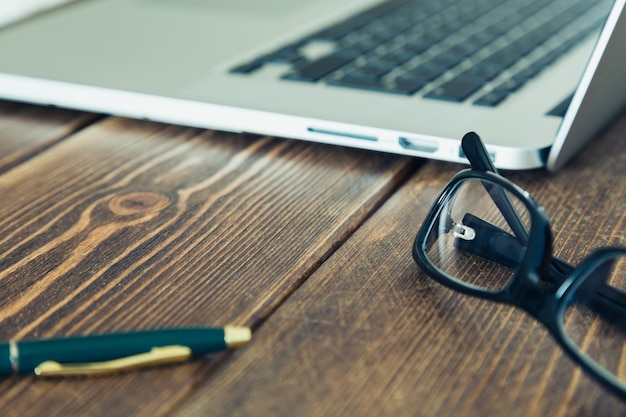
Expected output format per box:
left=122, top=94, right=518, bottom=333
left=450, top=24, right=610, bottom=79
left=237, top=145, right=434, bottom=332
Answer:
left=0, top=326, right=251, bottom=377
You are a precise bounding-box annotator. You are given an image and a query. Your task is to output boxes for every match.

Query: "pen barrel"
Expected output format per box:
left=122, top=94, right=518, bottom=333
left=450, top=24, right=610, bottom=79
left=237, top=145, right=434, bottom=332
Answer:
left=0, top=344, right=13, bottom=375
left=8, top=328, right=228, bottom=374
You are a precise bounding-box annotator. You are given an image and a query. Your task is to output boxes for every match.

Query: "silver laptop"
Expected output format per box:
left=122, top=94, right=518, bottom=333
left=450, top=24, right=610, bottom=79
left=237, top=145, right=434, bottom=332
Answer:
left=0, top=0, right=624, bottom=170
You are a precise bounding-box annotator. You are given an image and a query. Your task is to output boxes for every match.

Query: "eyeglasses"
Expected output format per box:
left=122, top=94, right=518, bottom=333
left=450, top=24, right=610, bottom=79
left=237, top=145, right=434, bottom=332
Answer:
left=412, top=132, right=626, bottom=400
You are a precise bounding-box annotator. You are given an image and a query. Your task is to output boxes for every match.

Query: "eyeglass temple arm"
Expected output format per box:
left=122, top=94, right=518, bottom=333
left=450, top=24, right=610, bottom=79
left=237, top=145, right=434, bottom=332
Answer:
left=592, top=287, right=626, bottom=329
left=460, top=133, right=583, bottom=286
left=572, top=261, right=626, bottom=329
left=459, top=134, right=626, bottom=321
left=457, top=213, right=570, bottom=285
left=461, top=132, right=529, bottom=246
left=457, top=213, right=626, bottom=320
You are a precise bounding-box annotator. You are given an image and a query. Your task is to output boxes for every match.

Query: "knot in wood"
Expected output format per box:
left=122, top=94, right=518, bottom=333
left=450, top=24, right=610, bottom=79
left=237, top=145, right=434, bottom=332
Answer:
left=108, top=192, right=169, bottom=216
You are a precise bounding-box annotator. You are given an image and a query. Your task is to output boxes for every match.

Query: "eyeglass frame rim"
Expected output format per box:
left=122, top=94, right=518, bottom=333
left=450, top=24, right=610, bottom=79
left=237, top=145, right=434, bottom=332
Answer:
left=411, top=168, right=626, bottom=400
left=555, top=246, right=626, bottom=400
left=412, top=168, right=553, bottom=302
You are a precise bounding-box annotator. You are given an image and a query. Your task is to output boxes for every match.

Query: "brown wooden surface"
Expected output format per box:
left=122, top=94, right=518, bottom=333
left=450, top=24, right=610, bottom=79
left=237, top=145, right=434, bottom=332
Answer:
left=0, top=98, right=624, bottom=416
left=0, top=101, right=99, bottom=174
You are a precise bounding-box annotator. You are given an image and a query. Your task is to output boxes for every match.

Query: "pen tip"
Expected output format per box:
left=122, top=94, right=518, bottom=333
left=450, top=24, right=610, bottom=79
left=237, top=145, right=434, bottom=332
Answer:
left=224, top=326, right=252, bottom=348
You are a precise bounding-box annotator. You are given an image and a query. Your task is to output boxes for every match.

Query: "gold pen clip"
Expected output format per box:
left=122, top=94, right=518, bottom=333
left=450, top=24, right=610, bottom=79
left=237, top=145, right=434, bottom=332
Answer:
left=34, top=345, right=192, bottom=377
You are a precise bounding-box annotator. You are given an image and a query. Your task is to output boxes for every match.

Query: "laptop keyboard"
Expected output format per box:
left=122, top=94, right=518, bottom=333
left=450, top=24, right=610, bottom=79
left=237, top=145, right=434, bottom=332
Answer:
left=230, top=0, right=610, bottom=107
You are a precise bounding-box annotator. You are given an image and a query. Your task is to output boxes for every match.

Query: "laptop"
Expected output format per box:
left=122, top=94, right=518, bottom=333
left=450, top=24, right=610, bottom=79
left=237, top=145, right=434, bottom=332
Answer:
left=0, top=0, right=624, bottom=171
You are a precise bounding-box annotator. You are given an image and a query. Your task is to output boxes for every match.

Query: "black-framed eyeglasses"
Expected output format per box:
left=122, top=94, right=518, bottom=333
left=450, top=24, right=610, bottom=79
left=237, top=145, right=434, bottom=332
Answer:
left=412, top=132, right=626, bottom=400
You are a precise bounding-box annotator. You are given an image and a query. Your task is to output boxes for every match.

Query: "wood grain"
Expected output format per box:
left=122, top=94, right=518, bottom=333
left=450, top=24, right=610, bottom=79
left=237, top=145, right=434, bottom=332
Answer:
left=0, top=112, right=419, bottom=417
left=174, top=113, right=626, bottom=417
left=0, top=100, right=99, bottom=174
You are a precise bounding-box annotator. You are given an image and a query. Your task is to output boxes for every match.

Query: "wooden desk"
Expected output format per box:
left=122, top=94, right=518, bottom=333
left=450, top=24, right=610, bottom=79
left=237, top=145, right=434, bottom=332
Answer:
left=0, top=99, right=624, bottom=416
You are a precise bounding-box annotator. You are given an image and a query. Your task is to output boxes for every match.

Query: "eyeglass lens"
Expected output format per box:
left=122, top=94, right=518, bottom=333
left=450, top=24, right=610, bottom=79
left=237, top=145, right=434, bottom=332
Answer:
left=424, top=178, right=531, bottom=292
left=562, top=255, right=626, bottom=385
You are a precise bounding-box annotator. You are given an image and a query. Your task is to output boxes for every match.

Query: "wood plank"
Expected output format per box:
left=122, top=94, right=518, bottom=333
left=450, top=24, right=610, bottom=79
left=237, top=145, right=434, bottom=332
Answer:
left=0, top=100, right=99, bottom=173
left=176, top=114, right=626, bottom=416
left=0, top=115, right=418, bottom=417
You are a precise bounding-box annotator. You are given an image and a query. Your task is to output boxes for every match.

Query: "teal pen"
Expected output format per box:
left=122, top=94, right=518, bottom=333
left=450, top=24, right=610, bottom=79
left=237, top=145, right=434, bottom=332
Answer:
left=0, top=326, right=251, bottom=377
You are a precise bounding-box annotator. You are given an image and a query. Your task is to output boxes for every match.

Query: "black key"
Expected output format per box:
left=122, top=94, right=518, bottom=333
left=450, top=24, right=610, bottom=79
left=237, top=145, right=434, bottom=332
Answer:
left=283, top=51, right=358, bottom=82
left=493, top=75, right=528, bottom=93
left=405, top=63, right=447, bottom=81
left=401, top=38, right=431, bottom=54
left=420, top=29, right=449, bottom=44
left=330, top=79, right=421, bottom=96
left=466, top=32, right=493, bottom=49
left=368, top=28, right=399, bottom=43
left=430, top=51, right=466, bottom=68
left=543, top=45, right=571, bottom=63
left=480, top=50, right=518, bottom=69
left=425, top=77, right=484, bottom=102
left=440, top=19, right=465, bottom=33
left=484, top=20, right=515, bottom=37
left=329, top=76, right=392, bottom=94
left=507, top=32, right=545, bottom=56
left=515, top=66, right=540, bottom=79
left=457, top=64, right=501, bottom=81
left=265, top=47, right=304, bottom=64
left=547, top=94, right=573, bottom=117
left=505, top=38, right=540, bottom=57
left=393, top=74, right=429, bottom=94
left=339, top=70, right=380, bottom=83
left=309, top=25, right=355, bottom=41
left=230, top=59, right=265, bottom=74
left=379, top=15, right=414, bottom=34
left=474, top=91, right=509, bottom=107
left=359, top=59, right=397, bottom=76
left=339, top=39, right=380, bottom=53
left=447, top=42, right=483, bottom=57
left=381, top=49, right=416, bottom=65
left=528, top=55, right=556, bottom=73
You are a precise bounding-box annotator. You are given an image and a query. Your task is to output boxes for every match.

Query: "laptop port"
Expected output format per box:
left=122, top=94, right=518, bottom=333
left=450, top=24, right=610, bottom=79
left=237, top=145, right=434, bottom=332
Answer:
left=307, top=127, right=377, bottom=142
left=398, top=137, right=438, bottom=153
